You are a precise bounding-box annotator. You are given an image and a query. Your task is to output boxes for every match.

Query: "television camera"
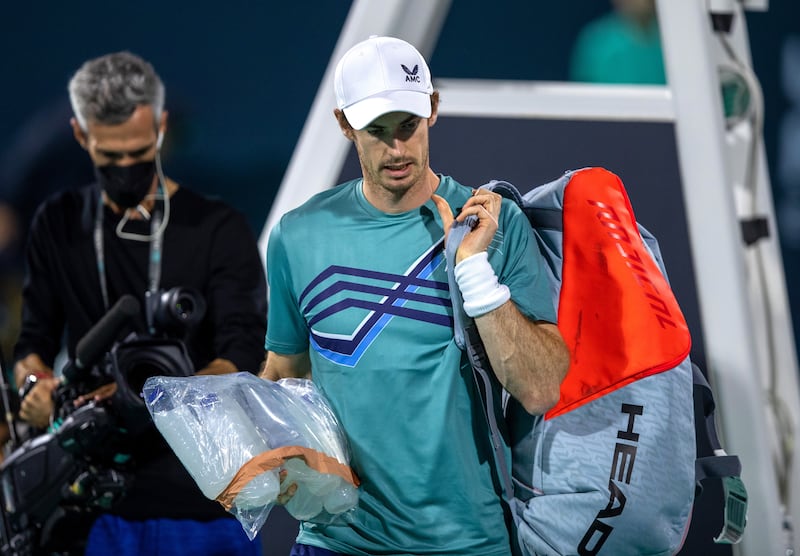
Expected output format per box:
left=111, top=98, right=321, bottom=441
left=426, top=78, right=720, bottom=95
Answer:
left=0, top=287, right=206, bottom=556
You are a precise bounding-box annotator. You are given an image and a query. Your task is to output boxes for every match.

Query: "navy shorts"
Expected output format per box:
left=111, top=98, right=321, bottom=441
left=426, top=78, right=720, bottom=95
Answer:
left=84, top=514, right=262, bottom=556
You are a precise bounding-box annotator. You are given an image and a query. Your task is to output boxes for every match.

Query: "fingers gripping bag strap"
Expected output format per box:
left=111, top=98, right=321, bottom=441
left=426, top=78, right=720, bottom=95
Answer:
left=448, top=180, right=518, bottom=350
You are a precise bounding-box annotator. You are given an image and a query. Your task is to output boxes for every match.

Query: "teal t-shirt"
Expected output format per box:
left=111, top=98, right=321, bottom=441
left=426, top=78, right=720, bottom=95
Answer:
left=265, top=175, right=555, bottom=555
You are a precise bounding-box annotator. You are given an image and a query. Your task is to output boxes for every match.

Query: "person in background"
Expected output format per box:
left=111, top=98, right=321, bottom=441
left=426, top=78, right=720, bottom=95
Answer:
left=570, top=0, right=666, bottom=85
left=261, top=35, right=570, bottom=556
left=13, top=51, right=267, bottom=556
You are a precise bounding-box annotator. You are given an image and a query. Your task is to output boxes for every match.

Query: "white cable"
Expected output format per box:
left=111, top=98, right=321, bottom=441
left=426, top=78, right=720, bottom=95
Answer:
left=115, top=150, right=171, bottom=242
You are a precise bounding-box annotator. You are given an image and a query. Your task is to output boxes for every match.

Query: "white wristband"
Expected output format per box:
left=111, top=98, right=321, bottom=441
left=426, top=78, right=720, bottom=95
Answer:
left=454, top=252, right=511, bottom=317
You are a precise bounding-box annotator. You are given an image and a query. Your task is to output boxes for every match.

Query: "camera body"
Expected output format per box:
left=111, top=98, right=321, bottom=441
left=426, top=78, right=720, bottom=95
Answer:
left=0, top=287, right=205, bottom=556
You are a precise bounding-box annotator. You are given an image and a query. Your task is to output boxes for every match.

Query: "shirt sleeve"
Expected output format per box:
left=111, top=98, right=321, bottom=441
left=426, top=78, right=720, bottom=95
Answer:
left=13, top=202, right=66, bottom=367
left=204, top=208, right=268, bottom=373
left=264, top=218, right=310, bottom=355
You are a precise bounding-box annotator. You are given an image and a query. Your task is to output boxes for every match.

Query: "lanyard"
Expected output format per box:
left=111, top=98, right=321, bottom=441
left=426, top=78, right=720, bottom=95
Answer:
left=93, top=189, right=163, bottom=312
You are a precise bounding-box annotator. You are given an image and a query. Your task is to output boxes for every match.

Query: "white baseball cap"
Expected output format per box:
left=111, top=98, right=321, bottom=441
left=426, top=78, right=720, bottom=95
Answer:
left=334, top=36, right=433, bottom=130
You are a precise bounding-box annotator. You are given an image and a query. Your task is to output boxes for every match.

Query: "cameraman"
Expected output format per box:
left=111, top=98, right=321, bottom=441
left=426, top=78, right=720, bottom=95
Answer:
left=12, top=52, right=267, bottom=556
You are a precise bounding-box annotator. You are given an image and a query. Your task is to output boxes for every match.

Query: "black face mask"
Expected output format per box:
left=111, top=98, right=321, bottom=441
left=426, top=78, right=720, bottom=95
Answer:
left=95, top=160, right=156, bottom=208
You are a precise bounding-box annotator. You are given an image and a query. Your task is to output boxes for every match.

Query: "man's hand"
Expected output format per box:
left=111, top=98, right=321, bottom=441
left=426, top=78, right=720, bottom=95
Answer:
left=73, top=382, right=118, bottom=407
left=432, top=188, right=502, bottom=263
left=277, top=468, right=299, bottom=506
left=14, top=353, right=53, bottom=389
left=197, top=358, right=238, bottom=376
left=260, top=352, right=311, bottom=381
left=19, top=376, right=59, bottom=428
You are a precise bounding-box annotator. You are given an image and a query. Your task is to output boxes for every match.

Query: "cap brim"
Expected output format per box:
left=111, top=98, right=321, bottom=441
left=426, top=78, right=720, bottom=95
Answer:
left=343, top=90, right=432, bottom=130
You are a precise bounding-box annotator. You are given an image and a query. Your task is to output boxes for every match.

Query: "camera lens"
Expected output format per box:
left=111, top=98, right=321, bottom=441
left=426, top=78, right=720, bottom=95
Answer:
left=174, top=295, right=194, bottom=320
left=151, top=287, right=206, bottom=331
left=127, top=362, right=164, bottom=397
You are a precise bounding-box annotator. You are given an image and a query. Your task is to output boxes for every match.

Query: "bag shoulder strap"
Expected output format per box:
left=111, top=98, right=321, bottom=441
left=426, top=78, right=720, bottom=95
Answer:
left=446, top=180, right=523, bottom=511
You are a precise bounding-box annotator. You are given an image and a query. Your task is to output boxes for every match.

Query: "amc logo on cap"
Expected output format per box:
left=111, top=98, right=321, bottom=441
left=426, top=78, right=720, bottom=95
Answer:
left=402, top=64, right=421, bottom=83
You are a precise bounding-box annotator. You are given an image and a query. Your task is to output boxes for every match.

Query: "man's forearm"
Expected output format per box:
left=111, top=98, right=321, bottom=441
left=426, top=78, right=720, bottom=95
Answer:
left=474, top=301, right=570, bottom=415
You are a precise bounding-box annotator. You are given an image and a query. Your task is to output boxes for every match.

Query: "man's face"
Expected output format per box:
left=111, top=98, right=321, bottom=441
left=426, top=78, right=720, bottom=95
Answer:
left=351, top=110, right=432, bottom=197
left=74, top=104, right=162, bottom=168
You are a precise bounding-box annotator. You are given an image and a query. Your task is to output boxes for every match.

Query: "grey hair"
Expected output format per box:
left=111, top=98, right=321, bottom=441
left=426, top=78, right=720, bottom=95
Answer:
left=68, top=51, right=165, bottom=132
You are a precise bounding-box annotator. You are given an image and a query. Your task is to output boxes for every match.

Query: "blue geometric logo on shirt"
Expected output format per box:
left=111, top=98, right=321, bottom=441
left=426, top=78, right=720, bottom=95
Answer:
left=299, top=240, right=451, bottom=367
